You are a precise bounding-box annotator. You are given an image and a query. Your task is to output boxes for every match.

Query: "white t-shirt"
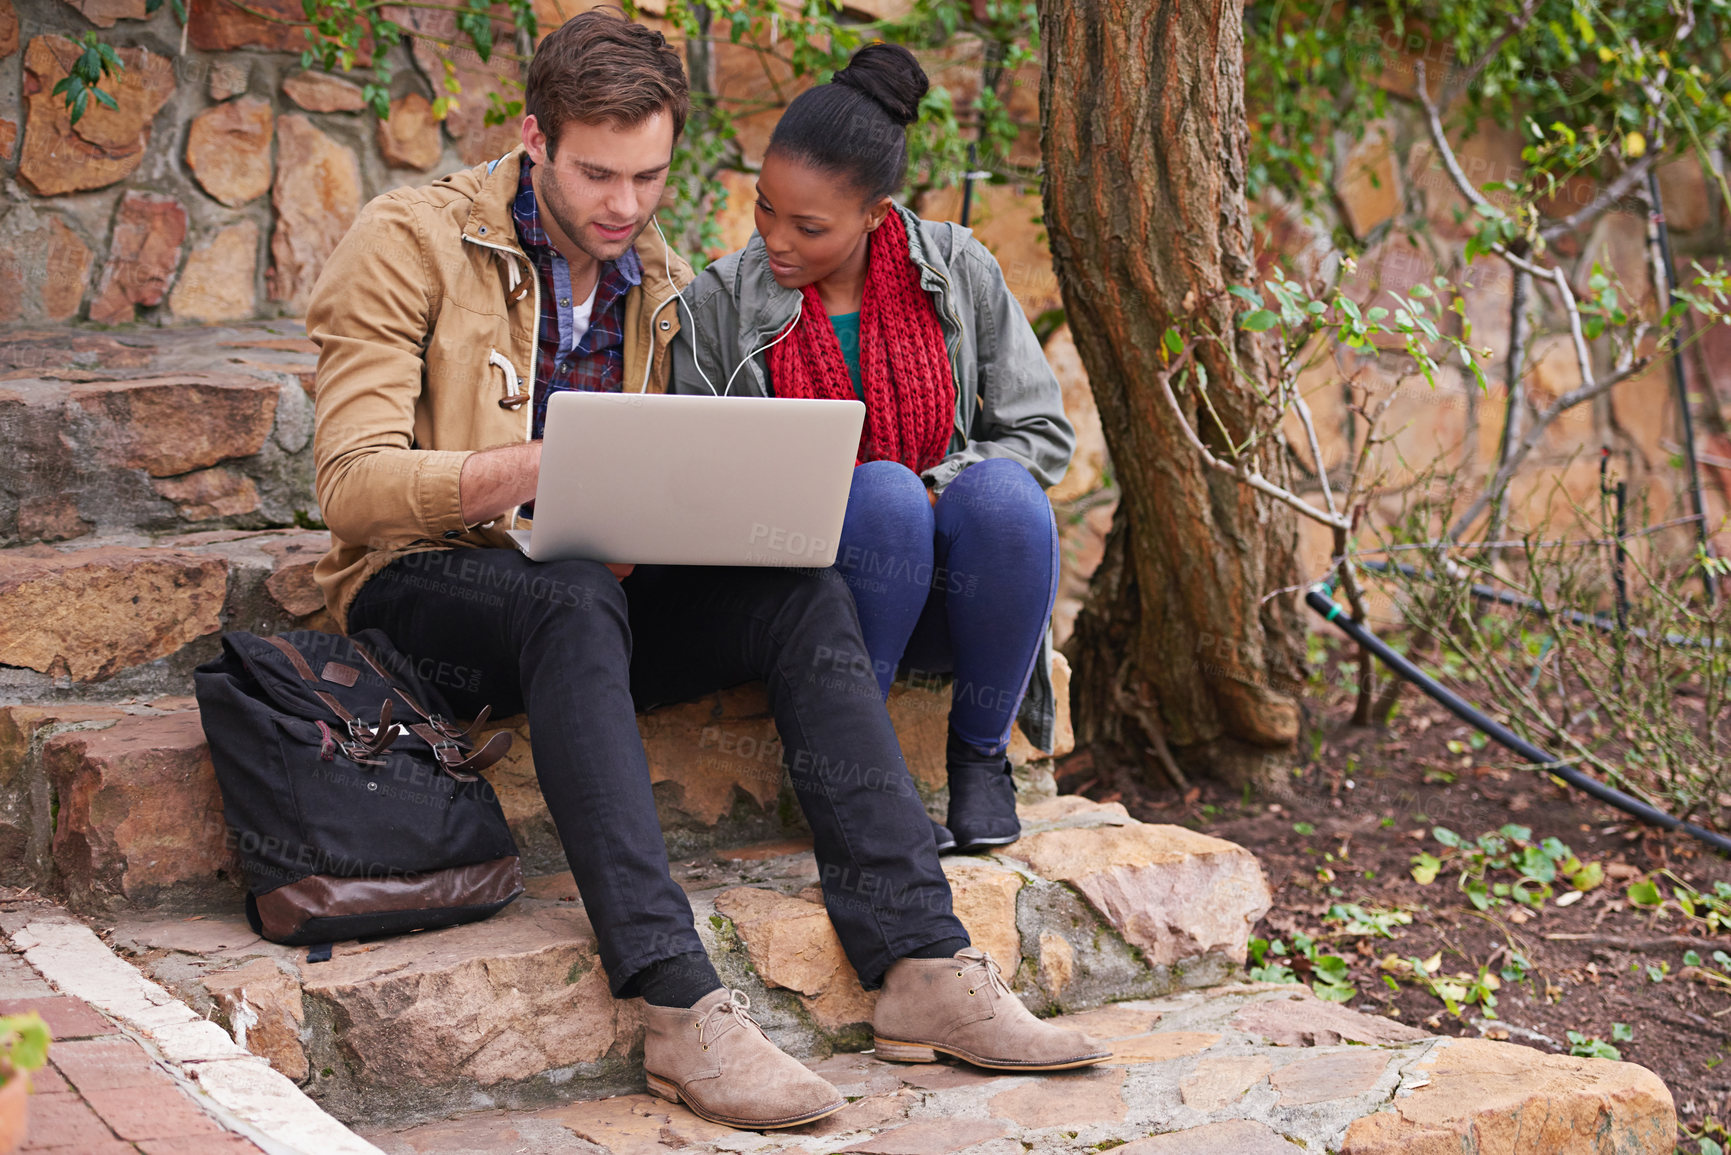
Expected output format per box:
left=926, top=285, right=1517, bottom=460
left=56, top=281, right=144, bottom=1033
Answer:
left=570, top=279, right=598, bottom=346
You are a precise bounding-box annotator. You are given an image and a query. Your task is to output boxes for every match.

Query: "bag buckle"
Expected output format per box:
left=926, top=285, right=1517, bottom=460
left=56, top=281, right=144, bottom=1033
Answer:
left=341, top=740, right=388, bottom=767
left=431, top=739, right=481, bottom=783
left=428, top=714, right=468, bottom=743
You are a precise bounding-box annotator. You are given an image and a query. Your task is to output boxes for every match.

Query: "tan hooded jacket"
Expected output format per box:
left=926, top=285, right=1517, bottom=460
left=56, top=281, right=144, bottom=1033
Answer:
left=306, top=147, right=694, bottom=629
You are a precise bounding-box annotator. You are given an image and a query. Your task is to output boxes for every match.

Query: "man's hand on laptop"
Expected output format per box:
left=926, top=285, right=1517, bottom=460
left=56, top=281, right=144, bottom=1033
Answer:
left=459, top=441, right=544, bottom=526
left=606, top=564, right=635, bottom=581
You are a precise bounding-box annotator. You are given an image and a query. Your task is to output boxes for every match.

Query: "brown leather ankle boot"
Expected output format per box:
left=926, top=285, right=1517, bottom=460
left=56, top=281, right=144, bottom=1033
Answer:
left=643, top=989, right=845, bottom=1129
left=872, top=947, right=1110, bottom=1071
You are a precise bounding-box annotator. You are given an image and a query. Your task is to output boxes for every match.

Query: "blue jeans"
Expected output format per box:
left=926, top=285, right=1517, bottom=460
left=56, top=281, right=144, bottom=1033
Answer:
left=835, top=458, right=1060, bottom=755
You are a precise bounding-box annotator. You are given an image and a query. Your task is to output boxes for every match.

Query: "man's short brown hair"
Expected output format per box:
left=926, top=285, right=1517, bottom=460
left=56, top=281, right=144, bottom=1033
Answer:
left=525, top=9, right=689, bottom=154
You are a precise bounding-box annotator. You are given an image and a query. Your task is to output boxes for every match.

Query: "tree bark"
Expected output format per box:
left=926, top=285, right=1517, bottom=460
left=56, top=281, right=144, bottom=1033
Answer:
left=1041, top=0, right=1304, bottom=788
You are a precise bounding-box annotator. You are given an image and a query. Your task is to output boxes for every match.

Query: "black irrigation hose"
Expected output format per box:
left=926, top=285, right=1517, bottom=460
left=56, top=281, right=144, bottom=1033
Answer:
left=1305, top=585, right=1731, bottom=855
left=1359, top=559, right=1719, bottom=649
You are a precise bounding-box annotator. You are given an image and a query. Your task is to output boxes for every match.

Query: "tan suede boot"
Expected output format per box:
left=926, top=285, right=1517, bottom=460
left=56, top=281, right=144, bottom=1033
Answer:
left=872, top=947, right=1110, bottom=1071
left=643, top=989, right=845, bottom=1129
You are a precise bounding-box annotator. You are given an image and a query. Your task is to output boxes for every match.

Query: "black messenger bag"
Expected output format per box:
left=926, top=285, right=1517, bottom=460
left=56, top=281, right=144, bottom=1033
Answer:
left=194, top=629, right=522, bottom=946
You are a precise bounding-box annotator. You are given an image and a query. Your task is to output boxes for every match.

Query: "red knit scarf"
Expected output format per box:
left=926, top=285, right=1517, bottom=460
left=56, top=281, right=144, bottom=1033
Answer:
left=768, top=210, right=955, bottom=472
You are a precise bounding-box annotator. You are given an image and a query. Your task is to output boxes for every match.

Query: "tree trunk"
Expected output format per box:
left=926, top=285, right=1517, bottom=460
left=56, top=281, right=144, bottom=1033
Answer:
left=1041, top=0, right=1304, bottom=789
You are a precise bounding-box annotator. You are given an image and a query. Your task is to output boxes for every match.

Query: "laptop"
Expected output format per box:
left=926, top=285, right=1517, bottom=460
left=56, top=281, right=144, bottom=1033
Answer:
left=508, top=391, right=867, bottom=567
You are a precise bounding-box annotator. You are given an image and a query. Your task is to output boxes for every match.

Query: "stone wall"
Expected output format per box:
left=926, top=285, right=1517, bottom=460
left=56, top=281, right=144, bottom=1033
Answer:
left=1265, top=93, right=1730, bottom=585
left=0, top=0, right=496, bottom=326
left=0, top=0, right=1048, bottom=323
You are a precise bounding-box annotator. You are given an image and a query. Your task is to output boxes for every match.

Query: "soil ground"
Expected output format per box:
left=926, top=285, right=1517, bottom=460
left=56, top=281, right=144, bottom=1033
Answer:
left=1058, top=662, right=1731, bottom=1155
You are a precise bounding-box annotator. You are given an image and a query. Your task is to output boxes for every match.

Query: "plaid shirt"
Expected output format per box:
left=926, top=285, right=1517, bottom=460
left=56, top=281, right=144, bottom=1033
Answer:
left=513, top=156, right=642, bottom=439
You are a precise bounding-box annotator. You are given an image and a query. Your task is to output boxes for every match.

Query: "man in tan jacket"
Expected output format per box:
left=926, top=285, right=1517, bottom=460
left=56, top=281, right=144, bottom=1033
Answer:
left=306, top=10, right=1104, bottom=1130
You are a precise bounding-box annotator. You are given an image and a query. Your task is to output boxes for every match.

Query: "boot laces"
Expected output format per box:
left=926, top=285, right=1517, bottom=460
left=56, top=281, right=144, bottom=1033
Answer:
left=696, top=989, right=764, bottom=1048
left=956, top=947, right=1013, bottom=997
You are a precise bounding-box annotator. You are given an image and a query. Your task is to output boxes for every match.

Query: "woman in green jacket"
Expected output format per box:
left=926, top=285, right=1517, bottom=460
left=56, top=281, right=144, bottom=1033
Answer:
left=670, top=43, right=1074, bottom=853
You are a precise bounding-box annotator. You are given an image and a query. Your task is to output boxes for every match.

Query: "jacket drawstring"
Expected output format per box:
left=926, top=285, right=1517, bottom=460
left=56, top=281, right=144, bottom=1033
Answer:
left=490, top=347, right=528, bottom=410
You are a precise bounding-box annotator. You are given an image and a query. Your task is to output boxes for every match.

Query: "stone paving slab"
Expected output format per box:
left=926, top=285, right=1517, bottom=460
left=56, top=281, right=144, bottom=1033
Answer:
left=362, top=984, right=1677, bottom=1155
left=97, top=797, right=1270, bottom=1126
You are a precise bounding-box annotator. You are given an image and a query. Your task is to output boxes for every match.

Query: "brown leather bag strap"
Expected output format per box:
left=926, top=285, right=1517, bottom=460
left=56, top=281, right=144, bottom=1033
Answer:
left=264, top=634, right=318, bottom=681
left=265, top=635, right=393, bottom=751
left=457, top=730, right=513, bottom=776
left=407, top=724, right=512, bottom=782
left=349, top=638, right=464, bottom=740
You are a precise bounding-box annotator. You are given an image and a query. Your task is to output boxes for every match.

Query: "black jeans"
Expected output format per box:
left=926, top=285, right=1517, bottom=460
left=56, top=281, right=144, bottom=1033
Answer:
left=347, top=549, right=966, bottom=994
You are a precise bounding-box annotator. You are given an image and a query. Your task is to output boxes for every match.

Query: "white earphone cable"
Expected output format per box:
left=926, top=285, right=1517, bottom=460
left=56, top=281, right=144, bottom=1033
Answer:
left=649, top=217, right=804, bottom=397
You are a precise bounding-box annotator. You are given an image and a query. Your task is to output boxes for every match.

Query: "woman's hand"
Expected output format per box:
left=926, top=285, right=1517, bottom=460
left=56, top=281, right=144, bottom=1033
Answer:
left=607, top=563, right=635, bottom=581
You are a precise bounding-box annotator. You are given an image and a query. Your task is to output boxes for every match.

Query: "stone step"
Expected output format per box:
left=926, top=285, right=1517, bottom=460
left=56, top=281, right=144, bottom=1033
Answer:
left=0, top=653, right=1073, bottom=904
left=361, top=984, right=1677, bottom=1155
left=0, top=526, right=332, bottom=699
left=102, top=795, right=1272, bottom=1127
left=0, top=323, right=319, bottom=549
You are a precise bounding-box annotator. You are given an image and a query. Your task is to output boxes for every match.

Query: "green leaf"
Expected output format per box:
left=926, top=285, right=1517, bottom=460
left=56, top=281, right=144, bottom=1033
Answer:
left=1241, top=309, right=1278, bottom=332
left=1312, top=955, right=1350, bottom=984
left=1684, top=950, right=1703, bottom=967
left=1227, top=284, right=1263, bottom=305
left=1627, top=880, right=1663, bottom=908
left=1293, top=822, right=1315, bottom=836
left=1433, top=826, right=1461, bottom=848
left=0, top=1013, right=50, bottom=1073
left=1611, top=1022, right=1634, bottom=1042
left=1517, top=847, right=1557, bottom=884
left=1566, top=1030, right=1620, bottom=1061
left=1162, top=328, right=1184, bottom=357
left=1411, top=852, right=1441, bottom=886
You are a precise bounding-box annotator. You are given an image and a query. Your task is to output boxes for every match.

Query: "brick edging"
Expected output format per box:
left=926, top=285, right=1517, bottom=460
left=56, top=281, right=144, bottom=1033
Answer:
left=4, top=906, right=381, bottom=1155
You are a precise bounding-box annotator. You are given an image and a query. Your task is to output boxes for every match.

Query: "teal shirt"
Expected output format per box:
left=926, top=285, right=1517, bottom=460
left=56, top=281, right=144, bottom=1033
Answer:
left=829, top=311, right=864, bottom=402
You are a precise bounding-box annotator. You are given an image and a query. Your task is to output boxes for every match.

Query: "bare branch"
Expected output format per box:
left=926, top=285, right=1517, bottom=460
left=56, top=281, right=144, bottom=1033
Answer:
left=1539, top=154, right=1659, bottom=241
left=1157, top=361, right=1350, bottom=531
left=1448, top=356, right=1654, bottom=539
left=1415, top=61, right=1491, bottom=211
left=1496, top=248, right=1599, bottom=395
left=1485, top=265, right=1533, bottom=547
left=1292, top=391, right=1339, bottom=520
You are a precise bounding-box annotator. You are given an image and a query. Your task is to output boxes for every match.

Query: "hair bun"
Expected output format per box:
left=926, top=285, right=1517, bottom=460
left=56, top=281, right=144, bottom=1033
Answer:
left=833, top=42, right=928, bottom=128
